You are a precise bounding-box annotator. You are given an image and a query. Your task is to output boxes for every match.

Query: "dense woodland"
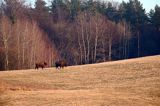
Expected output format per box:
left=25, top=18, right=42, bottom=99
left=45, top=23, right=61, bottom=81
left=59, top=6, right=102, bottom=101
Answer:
left=0, top=0, right=160, bottom=71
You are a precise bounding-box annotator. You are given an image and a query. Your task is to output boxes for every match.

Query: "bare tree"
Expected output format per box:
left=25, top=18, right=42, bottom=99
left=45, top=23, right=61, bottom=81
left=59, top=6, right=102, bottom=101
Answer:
left=0, top=16, right=11, bottom=70
left=0, top=15, right=58, bottom=70
left=117, top=20, right=131, bottom=59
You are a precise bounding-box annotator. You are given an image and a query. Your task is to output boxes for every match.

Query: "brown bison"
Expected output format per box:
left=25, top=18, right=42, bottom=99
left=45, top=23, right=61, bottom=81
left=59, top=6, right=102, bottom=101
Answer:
left=55, top=60, right=67, bottom=69
left=35, top=62, right=47, bottom=70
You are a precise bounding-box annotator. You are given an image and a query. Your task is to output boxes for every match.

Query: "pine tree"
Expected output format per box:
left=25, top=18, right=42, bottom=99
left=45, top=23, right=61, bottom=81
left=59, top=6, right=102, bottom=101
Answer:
left=152, top=5, right=160, bottom=31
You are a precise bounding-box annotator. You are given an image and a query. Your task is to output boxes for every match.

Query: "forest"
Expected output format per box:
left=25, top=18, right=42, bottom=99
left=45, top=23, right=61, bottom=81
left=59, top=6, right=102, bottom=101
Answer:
left=0, top=0, right=160, bottom=71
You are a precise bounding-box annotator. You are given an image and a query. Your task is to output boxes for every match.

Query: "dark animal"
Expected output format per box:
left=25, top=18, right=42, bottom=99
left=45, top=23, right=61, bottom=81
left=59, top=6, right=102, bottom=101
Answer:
left=35, top=62, right=47, bottom=69
left=55, top=60, right=67, bottom=69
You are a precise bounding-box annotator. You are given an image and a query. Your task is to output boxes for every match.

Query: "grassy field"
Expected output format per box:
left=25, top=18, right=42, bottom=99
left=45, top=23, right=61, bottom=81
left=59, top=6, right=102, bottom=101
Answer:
left=0, top=55, right=160, bottom=106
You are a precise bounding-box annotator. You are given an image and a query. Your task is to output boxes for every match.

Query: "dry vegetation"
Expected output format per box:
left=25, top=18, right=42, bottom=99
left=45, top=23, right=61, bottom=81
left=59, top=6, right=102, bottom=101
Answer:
left=0, top=55, right=160, bottom=106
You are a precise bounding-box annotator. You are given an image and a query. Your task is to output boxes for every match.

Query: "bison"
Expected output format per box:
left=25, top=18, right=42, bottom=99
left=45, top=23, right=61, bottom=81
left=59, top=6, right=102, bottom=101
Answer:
left=55, top=60, right=67, bottom=69
left=35, top=62, right=47, bottom=70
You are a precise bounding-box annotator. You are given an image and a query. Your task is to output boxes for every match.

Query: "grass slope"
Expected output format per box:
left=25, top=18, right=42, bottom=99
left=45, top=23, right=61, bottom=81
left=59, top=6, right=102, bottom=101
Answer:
left=0, top=55, right=160, bottom=106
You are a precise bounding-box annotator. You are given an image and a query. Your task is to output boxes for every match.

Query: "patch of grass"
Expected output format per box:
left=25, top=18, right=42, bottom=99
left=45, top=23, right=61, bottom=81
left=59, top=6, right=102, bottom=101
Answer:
left=149, top=89, right=160, bottom=98
left=0, top=91, right=10, bottom=106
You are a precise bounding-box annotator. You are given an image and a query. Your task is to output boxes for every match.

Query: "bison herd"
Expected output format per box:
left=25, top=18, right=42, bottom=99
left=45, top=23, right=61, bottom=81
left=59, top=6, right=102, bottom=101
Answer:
left=35, top=60, right=67, bottom=70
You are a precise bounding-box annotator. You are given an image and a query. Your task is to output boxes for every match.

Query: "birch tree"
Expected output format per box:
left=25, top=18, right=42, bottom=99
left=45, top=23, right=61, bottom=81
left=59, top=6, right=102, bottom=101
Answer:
left=0, top=16, right=11, bottom=70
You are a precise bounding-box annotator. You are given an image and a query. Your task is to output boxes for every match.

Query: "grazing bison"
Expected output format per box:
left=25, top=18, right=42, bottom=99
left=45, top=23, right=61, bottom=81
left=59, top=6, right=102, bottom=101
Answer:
left=35, top=62, right=47, bottom=70
left=55, top=60, right=67, bottom=69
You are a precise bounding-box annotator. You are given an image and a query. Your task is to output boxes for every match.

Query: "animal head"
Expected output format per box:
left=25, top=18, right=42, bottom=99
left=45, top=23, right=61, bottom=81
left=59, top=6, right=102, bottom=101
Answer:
left=44, top=62, right=47, bottom=66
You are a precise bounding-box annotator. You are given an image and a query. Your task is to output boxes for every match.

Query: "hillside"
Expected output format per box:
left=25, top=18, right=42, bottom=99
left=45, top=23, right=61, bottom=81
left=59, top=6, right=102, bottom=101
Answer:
left=0, top=55, right=160, bottom=106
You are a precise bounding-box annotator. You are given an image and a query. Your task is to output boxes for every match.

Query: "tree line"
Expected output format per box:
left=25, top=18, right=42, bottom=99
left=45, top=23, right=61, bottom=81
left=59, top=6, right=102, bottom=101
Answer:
left=0, top=0, right=160, bottom=70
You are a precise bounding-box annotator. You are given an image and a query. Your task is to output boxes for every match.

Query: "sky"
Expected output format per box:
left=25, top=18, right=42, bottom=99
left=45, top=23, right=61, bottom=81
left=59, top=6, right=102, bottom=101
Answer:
left=27, top=0, right=160, bottom=13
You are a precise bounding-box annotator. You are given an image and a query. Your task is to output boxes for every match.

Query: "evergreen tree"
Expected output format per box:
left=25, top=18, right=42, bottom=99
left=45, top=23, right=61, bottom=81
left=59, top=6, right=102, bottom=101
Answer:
left=96, top=1, right=106, bottom=15
left=106, top=2, right=116, bottom=21
left=148, top=9, right=155, bottom=24
left=35, top=0, right=49, bottom=18
left=35, top=0, right=49, bottom=17
left=50, top=0, right=69, bottom=22
left=121, top=0, right=148, bottom=29
left=120, top=0, right=148, bottom=57
left=34, top=0, right=50, bottom=28
left=152, top=5, right=160, bottom=31
left=70, top=0, right=79, bottom=20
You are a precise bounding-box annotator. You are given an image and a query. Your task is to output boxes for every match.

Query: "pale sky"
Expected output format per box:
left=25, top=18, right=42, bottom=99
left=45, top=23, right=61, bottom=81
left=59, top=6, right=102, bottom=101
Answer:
left=27, top=0, right=160, bottom=13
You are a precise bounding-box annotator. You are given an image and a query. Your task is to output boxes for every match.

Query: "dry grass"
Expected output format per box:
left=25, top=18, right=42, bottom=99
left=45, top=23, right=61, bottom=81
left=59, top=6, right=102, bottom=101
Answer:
left=0, top=55, right=160, bottom=106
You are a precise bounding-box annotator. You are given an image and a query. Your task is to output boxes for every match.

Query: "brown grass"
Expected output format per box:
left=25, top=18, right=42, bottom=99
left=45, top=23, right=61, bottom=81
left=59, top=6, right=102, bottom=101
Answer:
left=0, top=55, right=160, bottom=106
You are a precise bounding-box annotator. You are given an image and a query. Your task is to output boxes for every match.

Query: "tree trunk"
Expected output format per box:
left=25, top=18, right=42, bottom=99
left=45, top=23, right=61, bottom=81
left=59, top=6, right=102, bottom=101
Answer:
left=94, top=23, right=98, bottom=62
left=16, top=21, right=21, bottom=69
left=137, top=31, right=140, bottom=57
left=3, top=40, right=9, bottom=70
left=108, top=36, right=112, bottom=61
left=86, top=21, right=90, bottom=64
left=81, top=18, right=87, bottom=63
